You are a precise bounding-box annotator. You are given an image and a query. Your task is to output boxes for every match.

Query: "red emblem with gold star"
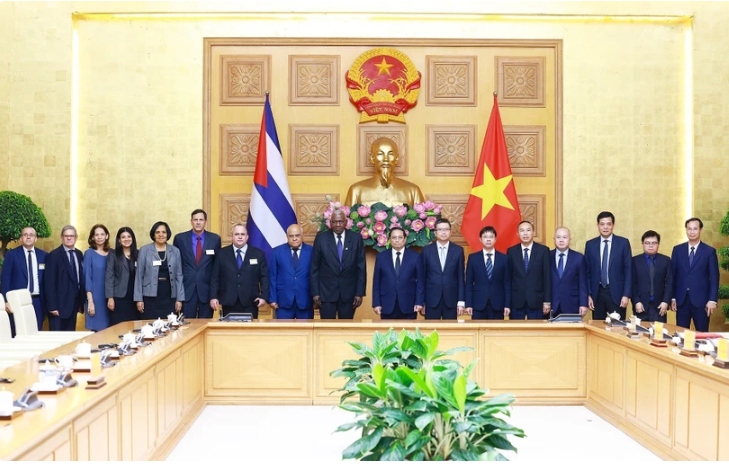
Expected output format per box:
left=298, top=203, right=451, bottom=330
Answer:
left=345, top=48, right=421, bottom=123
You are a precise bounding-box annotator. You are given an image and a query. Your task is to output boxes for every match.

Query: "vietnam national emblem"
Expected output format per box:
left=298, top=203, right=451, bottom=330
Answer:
left=345, top=48, right=421, bottom=123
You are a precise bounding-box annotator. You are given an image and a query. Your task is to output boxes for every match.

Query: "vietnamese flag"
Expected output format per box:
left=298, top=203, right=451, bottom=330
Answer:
left=461, top=94, right=521, bottom=253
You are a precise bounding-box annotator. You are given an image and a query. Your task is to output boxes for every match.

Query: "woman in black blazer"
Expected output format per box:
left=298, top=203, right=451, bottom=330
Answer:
left=105, top=227, right=140, bottom=325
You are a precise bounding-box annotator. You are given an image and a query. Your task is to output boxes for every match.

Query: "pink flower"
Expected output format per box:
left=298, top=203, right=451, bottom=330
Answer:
left=374, top=210, right=388, bottom=222
left=425, top=217, right=437, bottom=229
left=433, top=207, right=441, bottom=215
left=357, top=205, right=371, bottom=217
left=324, top=210, right=332, bottom=220
left=376, top=234, right=388, bottom=247
left=325, top=219, right=331, bottom=228
left=356, top=221, right=364, bottom=228
left=390, top=223, right=401, bottom=230
left=412, top=219, right=425, bottom=232
left=414, top=204, right=426, bottom=214
left=373, top=221, right=387, bottom=234
left=390, top=216, right=399, bottom=224
left=404, top=219, right=411, bottom=226
left=393, top=205, right=407, bottom=217
left=360, top=229, right=370, bottom=239
left=332, top=201, right=342, bottom=210
left=365, top=218, right=372, bottom=225
left=424, top=200, right=436, bottom=210
left=341, top=206, right=351, bottom=216
left=419, top=213, right=427, bottom=219
left=346, top=219, right=354, bottom=229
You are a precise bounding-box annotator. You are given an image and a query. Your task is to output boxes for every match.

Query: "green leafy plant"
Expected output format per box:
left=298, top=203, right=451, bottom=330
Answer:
left=0, top=191, right=51, bottom=259
left=331, top=329, right=525, bottom=461
left=719, top=211, right=729, bottom=321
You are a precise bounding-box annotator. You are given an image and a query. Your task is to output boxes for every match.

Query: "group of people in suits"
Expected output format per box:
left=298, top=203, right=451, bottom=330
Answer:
left=0, top=207, right=720, bottom=332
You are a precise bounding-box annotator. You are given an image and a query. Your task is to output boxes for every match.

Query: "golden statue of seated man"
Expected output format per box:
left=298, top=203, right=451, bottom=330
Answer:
left=345, top=137, right=425, bottom=208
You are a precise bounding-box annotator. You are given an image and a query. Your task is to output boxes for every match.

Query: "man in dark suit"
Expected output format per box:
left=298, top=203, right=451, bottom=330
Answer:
left=421, top=218, right=465, bottom=320
left=43, top=225, right=85, bottom=331
left=372, top=227, right=424, bottom=320
left=632, top=230, right=673, bottom=323
left=584, top=211, right=632, bottom=320
left=269, top=224, right=313, bottom=319
left=465, top=226, right=511, bottom=320
left=671, top=217, right=719, bottom=332
left=550, top=227, right=588, bottom=317
left=1, top=226, right=48, bottom=333
left=173, top=209, right=221, bottom=319
left=310, top=209, right=366, bottom=319
left=506, top=220, right=551, bottom=320
left=209, top=223, right=269, bottom=319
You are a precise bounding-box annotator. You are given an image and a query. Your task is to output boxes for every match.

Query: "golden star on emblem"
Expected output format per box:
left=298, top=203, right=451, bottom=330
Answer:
left=374, top=57, right=394, bottom=76
left=470, top=164, right=515, bottom=219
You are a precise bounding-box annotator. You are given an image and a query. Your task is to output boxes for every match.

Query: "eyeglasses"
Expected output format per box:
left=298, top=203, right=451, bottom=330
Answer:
left=643, top=241, right=659, bottom=246
left=436, top=228, right=451, bottom=232
left=62, top=235, right=77, bottom=239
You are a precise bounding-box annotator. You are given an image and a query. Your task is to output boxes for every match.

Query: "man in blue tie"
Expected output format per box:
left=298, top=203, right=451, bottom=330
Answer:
left=506, top=220, right=551, bottom=320
left=584, top=211, right=632, bottom=320
left=269, top=224, right=314, bottom=319
left=310, top=209, right=366, bottom=319
left=43, top=225, right=85, bottom=331
left=465, top=226, right=511, bottom=320
left=550, top=227, right=588, bottom=317
left=632, top=230, right=672, bottom=323
left=670, top=218, right=719, bottom=332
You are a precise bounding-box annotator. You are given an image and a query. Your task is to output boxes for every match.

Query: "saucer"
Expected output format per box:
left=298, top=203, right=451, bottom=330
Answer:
left=31, top=383, right=65, bottom=394
left=0, top=406, right=22, bottom=420
left=73, top=353, right=92, bottom=359
left=0, top=406, right=21, bottom=415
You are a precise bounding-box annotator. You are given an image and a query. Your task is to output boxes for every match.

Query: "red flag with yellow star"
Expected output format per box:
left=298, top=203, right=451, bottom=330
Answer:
left=461, top=94, right=520, bottom=253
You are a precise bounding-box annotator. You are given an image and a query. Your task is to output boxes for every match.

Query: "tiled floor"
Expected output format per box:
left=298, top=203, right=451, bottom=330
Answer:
left=166, top=405, right=661, bottom=462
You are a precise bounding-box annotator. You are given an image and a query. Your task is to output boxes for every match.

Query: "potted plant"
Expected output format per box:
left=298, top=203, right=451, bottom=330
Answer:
left=331, top=328, right=525, bottom=461
left=0, top=190, right=51, bottom=260
left=719, top=209, right=729, bottom=322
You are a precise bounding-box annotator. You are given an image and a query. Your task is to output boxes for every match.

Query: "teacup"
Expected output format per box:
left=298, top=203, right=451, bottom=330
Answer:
left=55, top=354, right=74, bottom=370
left=75, top=341, right=92, bottom=357
left=0, top=389, right=14, bottom=413
left=167, top=313, right=178, bottom=325
left=37, top=360, right=59, bottom=387
left=141, top=324, right=154, bottom=337
left=153, top=318, right=164, bottom=329
left=123, top=332, right=136, bottom=345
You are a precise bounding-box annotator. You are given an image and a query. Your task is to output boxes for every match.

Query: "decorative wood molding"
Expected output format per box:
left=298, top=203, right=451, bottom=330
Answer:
left=504, top=125, right=546, bottom=177
left=219, top=194, right=251, bottom=244
left=518, top=194, right=546, bottom=244
left=288, top=125, right=339, bottom=175
left=293, top=193, right=340, bottom=244
left=219, top=124, right=259, bottom=175
left=495, top=56, right=545, bottom=107
left=220, top=55, right=271, bottom=105
left=426, top=125, right=477, bottom=176
left=428, top=194, right=468, bottom=246
left=425, top=55, right=477, bottom=106
left=288, top=55, right=340, bottom=106
left=356, top=125, right=408, bottom=176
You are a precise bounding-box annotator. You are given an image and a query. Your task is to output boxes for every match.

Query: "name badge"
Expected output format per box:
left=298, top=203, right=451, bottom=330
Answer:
left=153, top=260, right=162, bottom=266
left=249, top=259, right=258, bottom=265
left=38, top=263, right=45, bottom=270
left=206, top=249, right=215, bottom=255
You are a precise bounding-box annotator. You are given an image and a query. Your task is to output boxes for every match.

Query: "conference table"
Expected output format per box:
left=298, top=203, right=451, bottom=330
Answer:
left=0, top=319, right=727, bottom=461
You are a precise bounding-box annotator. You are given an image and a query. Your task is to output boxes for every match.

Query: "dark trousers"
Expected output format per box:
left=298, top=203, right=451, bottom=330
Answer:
left=319, top=299, right=355, bottom=319
left=424, top=296, right=457, bottom=320
left=593, top=285, right=624, bottom=320
left=472, top=302, right=504, bottom=320
left=676, top=292, right=709, bottom=332
left=381, top=299, right=417, bottom=320
left=222, top=299, right=259, bottom=319
left=509, top=306, right=543, bottom=320
left=48, top=312, right=78, bottom=331
left=32, top=295, right=45, bottom=330
left=182, top=289, right=213, bottom=319
left=636, top=302, right=667, bottom=323
left=276, top=305, right=314, bottom=319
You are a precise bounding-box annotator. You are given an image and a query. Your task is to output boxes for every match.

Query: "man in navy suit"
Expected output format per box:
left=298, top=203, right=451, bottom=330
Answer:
left=372, top=227, right=424, bottom=320
left=671, top=217, right=719, bottom=332
left=550, top=227, right=588, bottom=317
left=310, top=209, right=366, bottom=319
left=421, top=219, right=465, bottom=320
left=209, top=223, right=269, bottom=319
left=465, top=226, right=511, bottom=320
left=269, top=224, right=313, bottom=319
left=632, top=230, right=673, bottom=323
left=506, top=220, right=551, bottom=320
left=1, top=226, right=48, bottom=333
left=584, top=211, right=632, bottom=320
left=43, top=225, right=85, bottom=331
left=173, top=209, right=221, bottom=319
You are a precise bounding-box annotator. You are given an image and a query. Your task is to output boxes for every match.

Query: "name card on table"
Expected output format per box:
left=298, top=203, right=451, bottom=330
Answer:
left=718, top=339, right=728, bottom=361
left=653, top=321, right=663, bottom=337
left=684, top=330, right=696, bottom=351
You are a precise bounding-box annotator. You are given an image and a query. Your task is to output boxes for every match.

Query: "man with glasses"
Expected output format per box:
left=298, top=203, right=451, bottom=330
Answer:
left=372, top=226, right=424, bottom=320
left=43, top=225, right=85, bottom=331
left=1, top=227, right=48, bottom=333
left=632, top=230, right=672, bottom=323
left=421, top=218, right=465, bottom=320
left=310, top=209, right=366, bottom=319
left=269, top=224, right=314, bottom=319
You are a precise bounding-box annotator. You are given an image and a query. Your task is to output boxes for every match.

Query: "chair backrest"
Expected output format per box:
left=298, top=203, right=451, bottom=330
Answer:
left=0, top=294, right=12, bottom=342
left=6, top=289, right=38, bottom=336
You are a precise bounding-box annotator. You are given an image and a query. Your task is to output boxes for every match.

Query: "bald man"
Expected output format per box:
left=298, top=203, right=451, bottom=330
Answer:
left=269, top=224, right=314, bottom=319
left=551, top=227, right=588, bottom=317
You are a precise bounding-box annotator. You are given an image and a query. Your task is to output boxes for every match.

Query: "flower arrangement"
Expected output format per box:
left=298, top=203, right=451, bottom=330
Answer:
left=315, top=196, right=443, bottom=252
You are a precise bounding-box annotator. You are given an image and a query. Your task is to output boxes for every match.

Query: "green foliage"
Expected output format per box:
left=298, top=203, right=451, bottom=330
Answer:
left=331, top=329, right=525, bottom=461
left=720, top=209, right=729, bottom=320
left=0, top=191, right=51, bottom=258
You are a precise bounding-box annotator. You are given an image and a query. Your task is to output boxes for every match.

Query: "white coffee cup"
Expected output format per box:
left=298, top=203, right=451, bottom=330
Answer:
left=123, top=332, right=136, bottom=344
left=0, top=389, right=14, bottom=413
left=38, top=360, right=58, bottom=387
left=142, top=324, right=154, bottom=337
left=75, top=341, right=92, bottom=357
left=167, top=313, right=178, bottom=324
left=55, top=354, right=74, bottom=370
left=153, top=318, right=164, bottom=329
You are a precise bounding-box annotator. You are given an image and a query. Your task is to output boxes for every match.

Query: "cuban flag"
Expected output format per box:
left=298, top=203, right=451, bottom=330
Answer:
left=247, top=94, right=297, bottom=259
